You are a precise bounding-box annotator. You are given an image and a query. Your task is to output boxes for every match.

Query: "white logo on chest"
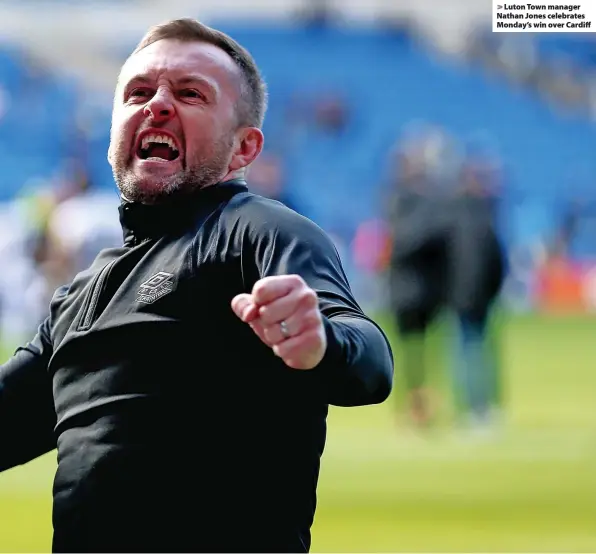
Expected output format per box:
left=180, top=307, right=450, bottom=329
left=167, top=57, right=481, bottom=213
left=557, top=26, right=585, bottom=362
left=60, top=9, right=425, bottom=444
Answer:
left=137, top=272, right=175, bottom=304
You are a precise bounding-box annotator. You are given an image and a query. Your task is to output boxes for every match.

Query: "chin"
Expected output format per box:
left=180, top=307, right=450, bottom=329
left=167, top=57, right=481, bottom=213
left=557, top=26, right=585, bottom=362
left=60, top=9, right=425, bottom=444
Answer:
left=119, top=175, right=181, bottom=203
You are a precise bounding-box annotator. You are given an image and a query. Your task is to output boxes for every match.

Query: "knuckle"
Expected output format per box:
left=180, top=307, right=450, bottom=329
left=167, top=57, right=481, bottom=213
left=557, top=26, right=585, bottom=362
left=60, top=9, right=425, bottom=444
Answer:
left=252, top=280, right=266, bottom=295
left=252, top=282, right=270, bottom=302
left=306, top=290, right=318, bottom=306
left=308, top=311, right=321, bottom=327
left=296, top=288, right=309, bottom=302
left=297, top=287, right=316, bottom=306
left=258, top=305, right=270, bottom=322
left=260, top=307, right=277, bottom=325
left=289, top=274, right=305, bottom=287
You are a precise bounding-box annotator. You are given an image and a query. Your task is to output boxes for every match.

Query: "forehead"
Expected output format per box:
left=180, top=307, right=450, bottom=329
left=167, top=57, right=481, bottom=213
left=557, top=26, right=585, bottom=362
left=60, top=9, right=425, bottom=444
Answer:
left=119, top=39, right=240, bottom=90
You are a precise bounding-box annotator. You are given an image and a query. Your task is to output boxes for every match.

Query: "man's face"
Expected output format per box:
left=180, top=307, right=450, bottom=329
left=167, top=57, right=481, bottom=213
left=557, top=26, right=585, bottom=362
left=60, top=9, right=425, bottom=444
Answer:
left=109, top=39, right=246, bottom=203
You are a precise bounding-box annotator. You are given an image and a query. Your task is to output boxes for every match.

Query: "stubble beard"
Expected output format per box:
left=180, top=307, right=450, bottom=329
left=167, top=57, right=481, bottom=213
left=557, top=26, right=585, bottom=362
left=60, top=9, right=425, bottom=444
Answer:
left=112, top=135, right=234, bottom=204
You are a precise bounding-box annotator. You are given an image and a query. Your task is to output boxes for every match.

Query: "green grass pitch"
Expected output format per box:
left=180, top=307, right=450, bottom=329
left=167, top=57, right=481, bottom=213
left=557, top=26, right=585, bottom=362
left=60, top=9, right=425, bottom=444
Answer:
left=0, top=313, right=595, bottom=552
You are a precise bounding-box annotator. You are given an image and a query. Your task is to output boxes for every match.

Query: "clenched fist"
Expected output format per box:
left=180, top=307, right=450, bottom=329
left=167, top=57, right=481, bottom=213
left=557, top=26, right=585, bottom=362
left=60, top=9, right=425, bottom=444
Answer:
left=231, top=275, right=327, bottom=370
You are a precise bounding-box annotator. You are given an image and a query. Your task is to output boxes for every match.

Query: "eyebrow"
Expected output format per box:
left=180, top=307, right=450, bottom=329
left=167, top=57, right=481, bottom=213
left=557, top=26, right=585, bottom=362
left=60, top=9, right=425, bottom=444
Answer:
left=123, top=74, right=218, bottom=98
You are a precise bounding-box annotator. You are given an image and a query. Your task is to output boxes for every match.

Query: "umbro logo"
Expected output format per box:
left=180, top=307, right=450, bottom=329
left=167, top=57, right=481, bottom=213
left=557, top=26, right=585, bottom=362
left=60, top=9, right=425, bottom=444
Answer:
left=137, top=272, right=175, bottom=304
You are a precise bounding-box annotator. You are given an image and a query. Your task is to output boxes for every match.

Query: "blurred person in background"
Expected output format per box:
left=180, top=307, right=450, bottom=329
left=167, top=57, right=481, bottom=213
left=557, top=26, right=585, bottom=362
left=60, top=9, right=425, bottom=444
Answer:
left=0, top=18, right=393, bottom=553
left=246, top=150, right=302, bottom=213
left=384, top=128, right=453, bottom=428
left=313, top=92, right=350, bottom=136
left=550, top=191, right=596, bottom=259
left=449, top=155, right=506, bottom=431
left=44, top=158, right=122, bottom=279
left=0, top=198, right=49, bottom=347
left=294, top=0, right=338, bottom=27
left=384, top=128, right=505, bottom=431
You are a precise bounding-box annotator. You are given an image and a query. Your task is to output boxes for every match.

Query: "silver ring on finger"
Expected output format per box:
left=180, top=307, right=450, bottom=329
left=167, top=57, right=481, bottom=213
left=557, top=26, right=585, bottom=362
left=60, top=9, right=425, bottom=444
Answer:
left=279, top=320, right=291, bottom=340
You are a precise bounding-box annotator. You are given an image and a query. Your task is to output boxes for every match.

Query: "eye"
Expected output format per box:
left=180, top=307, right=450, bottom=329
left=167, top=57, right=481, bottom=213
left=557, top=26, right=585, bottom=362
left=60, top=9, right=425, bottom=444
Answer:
left=128, top=88, right=153, bottom=100
left=179, top=89, right=204, bottom=100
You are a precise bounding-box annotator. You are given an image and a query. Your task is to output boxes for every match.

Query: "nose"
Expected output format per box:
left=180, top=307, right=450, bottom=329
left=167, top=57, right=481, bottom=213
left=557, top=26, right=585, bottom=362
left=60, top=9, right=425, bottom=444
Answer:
left=143, top=88, right=175, bottom=123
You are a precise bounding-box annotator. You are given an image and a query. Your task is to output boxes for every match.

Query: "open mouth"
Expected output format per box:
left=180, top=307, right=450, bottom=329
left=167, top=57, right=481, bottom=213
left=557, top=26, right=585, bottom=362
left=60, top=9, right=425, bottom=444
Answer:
left=136, top=132, right=180, bottom=162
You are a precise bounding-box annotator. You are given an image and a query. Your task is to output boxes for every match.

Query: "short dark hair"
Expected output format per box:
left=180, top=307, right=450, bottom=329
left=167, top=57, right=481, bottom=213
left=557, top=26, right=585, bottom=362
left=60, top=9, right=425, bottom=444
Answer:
left=132, top=18, right=268, bottom=129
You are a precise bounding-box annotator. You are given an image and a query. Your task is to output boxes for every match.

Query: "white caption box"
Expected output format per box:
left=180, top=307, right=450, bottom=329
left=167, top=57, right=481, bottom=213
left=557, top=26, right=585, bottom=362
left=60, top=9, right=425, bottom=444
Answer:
left=492, top=0, right=596, bottom=32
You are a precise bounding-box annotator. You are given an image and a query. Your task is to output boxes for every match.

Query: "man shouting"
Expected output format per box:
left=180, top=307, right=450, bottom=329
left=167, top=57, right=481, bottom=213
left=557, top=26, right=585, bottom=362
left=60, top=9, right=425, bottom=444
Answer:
left=0, top=19, right=393, bottom=553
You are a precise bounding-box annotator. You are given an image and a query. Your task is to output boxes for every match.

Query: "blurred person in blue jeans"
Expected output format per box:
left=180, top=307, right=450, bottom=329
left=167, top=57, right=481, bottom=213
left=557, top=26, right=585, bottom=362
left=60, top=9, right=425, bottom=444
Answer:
left=448, top=158, right=506, bottom=431
left=385, top=131, right=505, bottom=431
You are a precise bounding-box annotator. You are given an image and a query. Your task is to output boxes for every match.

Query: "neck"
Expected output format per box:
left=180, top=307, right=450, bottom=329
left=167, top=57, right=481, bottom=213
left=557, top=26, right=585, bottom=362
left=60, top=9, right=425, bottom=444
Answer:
left=118, top=178, right=248, bottom=244
left=220, top=168, right=246, bottom=182
left=120, top=170, right=247, bottom=206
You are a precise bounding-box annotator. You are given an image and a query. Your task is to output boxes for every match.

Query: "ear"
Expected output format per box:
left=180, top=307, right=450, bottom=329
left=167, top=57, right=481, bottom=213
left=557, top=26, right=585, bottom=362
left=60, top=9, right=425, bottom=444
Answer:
left=107, top=122, right=116, bottom=167
left=228, top=127, right=264, bottom=172
left=107, top=141, right=114, bottom=167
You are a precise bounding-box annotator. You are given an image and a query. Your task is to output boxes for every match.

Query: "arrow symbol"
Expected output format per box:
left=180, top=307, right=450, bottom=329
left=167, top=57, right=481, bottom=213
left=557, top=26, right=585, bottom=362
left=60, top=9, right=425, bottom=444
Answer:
left=497, top=4, right=503, bottom=8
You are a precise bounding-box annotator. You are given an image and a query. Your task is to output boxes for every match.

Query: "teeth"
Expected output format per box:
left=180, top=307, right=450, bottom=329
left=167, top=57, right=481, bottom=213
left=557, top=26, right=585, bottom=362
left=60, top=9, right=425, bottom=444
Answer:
left=141, top=133, right=179, bottom=152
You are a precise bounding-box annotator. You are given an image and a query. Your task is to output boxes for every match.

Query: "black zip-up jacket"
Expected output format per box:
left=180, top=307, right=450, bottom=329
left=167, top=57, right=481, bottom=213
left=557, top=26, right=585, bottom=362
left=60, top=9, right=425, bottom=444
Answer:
left=0, top=180, right=393, bottom=553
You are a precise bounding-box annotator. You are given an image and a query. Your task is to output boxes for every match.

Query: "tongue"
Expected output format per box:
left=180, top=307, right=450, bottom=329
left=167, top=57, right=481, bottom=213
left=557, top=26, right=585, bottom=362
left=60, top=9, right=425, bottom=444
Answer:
left=147, top=144, right=173, bottom=160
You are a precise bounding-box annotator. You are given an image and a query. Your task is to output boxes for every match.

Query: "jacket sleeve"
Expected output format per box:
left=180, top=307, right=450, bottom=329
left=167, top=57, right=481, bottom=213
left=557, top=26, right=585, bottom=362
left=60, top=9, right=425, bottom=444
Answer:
left=243, top=201, right=394, bottom=407
left=0, top=316, right=57, bottom=472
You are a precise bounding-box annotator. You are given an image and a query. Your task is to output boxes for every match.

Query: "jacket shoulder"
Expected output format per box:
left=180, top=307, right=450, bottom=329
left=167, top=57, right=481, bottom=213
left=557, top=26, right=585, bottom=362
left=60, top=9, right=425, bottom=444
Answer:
left=223, top=191, right=323, bottom=238
left=225, top=191, right=293, bottom=217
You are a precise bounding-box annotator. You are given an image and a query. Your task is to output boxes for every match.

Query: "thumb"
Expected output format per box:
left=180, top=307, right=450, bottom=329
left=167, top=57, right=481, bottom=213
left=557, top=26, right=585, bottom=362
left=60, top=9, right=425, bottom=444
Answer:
left=231, top=293, right=259, bottom=323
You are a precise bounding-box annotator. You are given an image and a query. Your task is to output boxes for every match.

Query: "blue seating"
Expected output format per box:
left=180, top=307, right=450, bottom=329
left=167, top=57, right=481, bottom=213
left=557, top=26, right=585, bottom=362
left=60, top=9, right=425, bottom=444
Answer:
left=535, top=34, right=596, bottom=69
left=1, top=24, right=595, bottom=256
left=0, top=42, right=25, bottom=91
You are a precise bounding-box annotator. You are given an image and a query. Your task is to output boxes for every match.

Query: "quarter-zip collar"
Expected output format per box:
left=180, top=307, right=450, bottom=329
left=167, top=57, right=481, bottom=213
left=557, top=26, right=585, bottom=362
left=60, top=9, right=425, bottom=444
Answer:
left=118, top=179, right=248, bottom=245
